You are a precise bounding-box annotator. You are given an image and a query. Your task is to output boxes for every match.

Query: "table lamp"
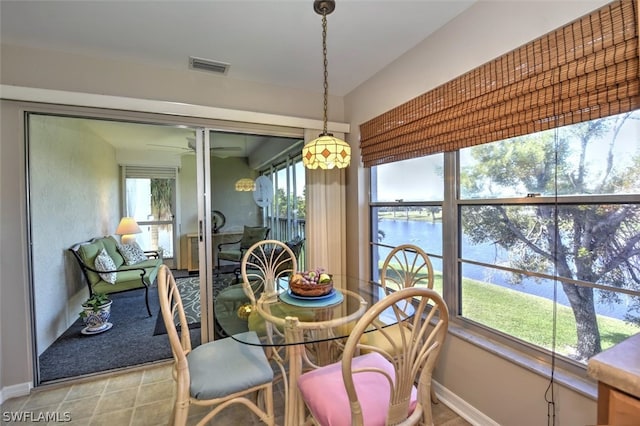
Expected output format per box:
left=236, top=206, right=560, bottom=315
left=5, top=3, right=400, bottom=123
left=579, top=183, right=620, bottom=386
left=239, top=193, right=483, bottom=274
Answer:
left=115, top=217, right=142, bottom=244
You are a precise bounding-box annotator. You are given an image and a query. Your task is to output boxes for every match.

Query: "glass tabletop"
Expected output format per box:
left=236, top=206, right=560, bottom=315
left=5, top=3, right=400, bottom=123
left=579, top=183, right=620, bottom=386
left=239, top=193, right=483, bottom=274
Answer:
left=214, top=275, right=405, bottom=347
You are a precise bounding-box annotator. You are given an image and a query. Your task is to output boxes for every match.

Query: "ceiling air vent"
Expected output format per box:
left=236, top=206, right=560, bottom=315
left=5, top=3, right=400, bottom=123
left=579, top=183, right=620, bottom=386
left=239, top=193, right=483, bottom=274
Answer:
left=189, top=57, right=230, bottom=75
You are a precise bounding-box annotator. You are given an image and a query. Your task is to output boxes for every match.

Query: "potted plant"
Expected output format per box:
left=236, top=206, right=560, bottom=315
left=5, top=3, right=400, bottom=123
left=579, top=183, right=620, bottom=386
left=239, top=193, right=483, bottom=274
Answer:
left=79, top=292, right=113, bottom=334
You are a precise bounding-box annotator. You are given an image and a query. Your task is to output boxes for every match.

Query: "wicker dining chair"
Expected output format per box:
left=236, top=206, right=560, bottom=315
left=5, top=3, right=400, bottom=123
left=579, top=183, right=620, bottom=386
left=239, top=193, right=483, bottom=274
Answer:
left=364, top=244, right=435, bottom=352
left=238, top=239, right=317, bottom=404
left=298, top=286, right=449, bottom=426
left=363, top=243, right=440, bottom=404
left=157, top=265, right=275, bottom=426
left=380, top=243, right=435, bottom=291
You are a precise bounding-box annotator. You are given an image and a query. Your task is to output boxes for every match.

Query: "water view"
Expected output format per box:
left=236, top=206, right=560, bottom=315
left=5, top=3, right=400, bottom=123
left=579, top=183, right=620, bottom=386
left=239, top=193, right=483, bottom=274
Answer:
left=378, top=219, right=630, bottom=320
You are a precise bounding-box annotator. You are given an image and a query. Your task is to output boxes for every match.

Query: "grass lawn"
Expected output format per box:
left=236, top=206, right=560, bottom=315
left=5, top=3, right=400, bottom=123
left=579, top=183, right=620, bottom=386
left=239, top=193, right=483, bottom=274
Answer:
left=390, top=269, right=639, bottom=359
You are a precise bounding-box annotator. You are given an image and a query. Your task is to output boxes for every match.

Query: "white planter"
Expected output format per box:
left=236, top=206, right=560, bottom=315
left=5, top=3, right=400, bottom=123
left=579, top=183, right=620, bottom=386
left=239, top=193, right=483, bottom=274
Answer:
left=80, top=300, right=112, bottom=334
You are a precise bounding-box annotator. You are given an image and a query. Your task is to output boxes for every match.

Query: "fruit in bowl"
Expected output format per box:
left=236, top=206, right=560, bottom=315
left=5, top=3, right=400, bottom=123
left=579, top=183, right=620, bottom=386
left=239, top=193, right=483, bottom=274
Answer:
left=290, top=268, right=333, bottom=297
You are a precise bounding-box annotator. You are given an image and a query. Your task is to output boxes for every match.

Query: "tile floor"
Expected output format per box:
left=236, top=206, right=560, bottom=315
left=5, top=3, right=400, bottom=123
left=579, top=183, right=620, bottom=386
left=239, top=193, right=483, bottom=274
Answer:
left=1, top=362, right=470, bottom=425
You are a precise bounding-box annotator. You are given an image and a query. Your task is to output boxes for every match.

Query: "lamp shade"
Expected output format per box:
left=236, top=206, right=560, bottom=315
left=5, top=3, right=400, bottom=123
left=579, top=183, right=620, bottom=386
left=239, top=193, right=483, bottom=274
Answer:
left=115, top=217, right=142, bottom=236
left=302, top=134, right=351, bottom=169
left=235, top=178, right=256, bottom=192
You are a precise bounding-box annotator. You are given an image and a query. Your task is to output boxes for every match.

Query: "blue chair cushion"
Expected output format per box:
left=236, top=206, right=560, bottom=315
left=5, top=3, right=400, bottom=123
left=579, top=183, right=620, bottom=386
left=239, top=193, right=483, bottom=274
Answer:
left=187, top=331, right=273, bottom=400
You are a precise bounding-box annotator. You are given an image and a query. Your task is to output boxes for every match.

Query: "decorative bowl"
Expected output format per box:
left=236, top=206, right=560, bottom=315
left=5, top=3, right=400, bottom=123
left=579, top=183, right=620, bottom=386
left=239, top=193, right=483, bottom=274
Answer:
left=289, top=272, right=333, bottom=297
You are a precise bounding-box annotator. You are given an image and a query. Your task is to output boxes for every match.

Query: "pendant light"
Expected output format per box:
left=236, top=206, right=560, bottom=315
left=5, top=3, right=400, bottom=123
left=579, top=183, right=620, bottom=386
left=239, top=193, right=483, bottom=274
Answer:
left=234, top=178, right=256, bottom=192
left=302, top=0, right=351, bottom=170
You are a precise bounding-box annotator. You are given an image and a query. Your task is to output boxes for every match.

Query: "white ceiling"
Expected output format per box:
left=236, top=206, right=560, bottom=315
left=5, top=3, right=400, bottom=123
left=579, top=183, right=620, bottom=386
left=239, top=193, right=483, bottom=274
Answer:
left=0, top=0, right=475, bottom=96
left=1, top=0, right=475, bottom=158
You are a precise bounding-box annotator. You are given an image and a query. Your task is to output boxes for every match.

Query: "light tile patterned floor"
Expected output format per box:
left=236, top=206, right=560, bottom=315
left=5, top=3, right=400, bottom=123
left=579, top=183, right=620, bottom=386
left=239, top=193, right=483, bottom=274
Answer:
left=1, top=362, right=470, bottom=425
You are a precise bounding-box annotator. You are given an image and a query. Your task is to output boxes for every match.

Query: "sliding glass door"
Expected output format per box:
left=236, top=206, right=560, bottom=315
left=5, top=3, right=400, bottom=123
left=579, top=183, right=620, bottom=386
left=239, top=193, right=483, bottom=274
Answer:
left=25, top=107, right=307, bottom=384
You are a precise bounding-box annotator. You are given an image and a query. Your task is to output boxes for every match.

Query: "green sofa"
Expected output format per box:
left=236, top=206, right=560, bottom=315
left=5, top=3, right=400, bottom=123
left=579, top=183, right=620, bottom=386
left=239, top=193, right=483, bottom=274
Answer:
left=70, top=235, right=163, bottom=316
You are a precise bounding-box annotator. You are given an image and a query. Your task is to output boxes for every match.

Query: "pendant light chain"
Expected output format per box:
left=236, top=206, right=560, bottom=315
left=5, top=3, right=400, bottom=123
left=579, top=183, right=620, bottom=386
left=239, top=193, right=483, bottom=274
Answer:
left=321, top=10, right=329, bottom=136
left=302, top=0, right=351, bottom=169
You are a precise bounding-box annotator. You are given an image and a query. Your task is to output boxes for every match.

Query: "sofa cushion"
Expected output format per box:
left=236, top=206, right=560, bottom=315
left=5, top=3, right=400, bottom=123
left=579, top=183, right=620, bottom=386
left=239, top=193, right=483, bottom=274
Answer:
left=93, top=257, right=162, bottom=294
left=99, top=236, right=125, bottom=268
left=119, top=257, right=162, bottom=284
left=93, top=270, right=150, bottom=294
left=94, top=248, right=117, bottom=284
left=77, top=240, right=106, bottom=286
left=118, top=242, right=148, bottom=265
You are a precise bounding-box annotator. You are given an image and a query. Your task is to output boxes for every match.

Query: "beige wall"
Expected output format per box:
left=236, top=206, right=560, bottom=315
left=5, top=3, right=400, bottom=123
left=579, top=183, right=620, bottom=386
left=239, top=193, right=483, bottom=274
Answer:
left=29, top=115, right=121, bottom=355
left=210, top=156, right=261, bottom=232
left=343, top=1, right=610, bottom=425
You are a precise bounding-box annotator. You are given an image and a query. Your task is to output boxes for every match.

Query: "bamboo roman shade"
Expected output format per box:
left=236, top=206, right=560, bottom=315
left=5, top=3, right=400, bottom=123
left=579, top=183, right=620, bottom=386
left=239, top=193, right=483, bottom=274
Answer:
left=360, top=0, right=639, bottom=167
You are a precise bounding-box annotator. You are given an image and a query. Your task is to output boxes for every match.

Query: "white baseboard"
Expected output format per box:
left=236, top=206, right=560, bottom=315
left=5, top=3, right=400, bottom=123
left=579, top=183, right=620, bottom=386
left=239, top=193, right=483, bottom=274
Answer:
left=433, top=380, right=499, bottom=426
left=0, top=382, right=32, bottom=405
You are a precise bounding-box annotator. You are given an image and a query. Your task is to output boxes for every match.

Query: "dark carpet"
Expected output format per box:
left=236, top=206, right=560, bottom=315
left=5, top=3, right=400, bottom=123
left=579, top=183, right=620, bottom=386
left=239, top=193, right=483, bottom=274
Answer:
left=152, top=273, right=238, bottom=336
left=39, top=271, right=239, bottom=383
left=38, top=285, right=192, bottom=383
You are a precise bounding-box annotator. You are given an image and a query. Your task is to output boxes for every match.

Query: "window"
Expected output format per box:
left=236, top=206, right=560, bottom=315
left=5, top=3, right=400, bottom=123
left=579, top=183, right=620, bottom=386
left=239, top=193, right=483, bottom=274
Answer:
left=262, top=156, right=306, bottom=251
left=123, top=166, right=176, bottom=258
left=370, top=155, right=444, bottom=285
left=370, top=110, right=640, bottom=366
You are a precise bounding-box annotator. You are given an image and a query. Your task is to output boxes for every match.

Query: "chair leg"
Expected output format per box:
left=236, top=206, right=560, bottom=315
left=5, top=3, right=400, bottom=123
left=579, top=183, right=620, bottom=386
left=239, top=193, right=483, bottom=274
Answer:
left=261, top=385, right=275, bottom=426
left=144, top=285, right=152, bottom=317
left=431, top=387, right=439, bottom=404
left=172, top=400, right=189, bottom=426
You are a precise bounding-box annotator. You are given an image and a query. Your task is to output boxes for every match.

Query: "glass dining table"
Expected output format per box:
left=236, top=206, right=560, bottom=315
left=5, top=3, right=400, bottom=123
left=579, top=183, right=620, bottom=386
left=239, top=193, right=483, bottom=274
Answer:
left=213, top=275, right=396, bottom=426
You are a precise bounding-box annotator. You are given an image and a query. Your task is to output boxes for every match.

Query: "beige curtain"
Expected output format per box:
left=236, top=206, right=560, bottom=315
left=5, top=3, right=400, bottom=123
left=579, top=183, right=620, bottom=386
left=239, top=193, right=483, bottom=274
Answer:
left=304, top=129, right=347, bottom=287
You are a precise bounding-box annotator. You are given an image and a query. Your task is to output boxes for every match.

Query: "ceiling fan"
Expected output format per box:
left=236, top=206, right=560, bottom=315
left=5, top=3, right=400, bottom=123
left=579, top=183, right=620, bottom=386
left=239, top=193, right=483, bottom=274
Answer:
left=145, top=138, right=243, bottom=154
left=145, top=143, right=192, bottom=151
left=186, top=137, right=242, bottom=153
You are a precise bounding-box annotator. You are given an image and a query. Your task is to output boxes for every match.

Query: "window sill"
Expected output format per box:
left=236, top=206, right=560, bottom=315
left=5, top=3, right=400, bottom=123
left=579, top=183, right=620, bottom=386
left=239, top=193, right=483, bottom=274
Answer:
left=448, top=321, right=597, bottom=400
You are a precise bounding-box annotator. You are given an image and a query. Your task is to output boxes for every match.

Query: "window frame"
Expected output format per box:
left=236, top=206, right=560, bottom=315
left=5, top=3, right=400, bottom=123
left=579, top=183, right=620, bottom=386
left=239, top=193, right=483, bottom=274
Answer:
left=370, top=147, right=640, bottom=379
left=122, top=165, right=177, bottom=259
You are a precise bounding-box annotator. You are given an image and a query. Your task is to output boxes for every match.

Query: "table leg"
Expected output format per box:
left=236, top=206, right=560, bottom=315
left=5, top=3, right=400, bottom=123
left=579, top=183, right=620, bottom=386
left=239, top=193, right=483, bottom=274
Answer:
left=306, top=331, right=335, bottom=366
left=284, top=320, right=306, bottom=426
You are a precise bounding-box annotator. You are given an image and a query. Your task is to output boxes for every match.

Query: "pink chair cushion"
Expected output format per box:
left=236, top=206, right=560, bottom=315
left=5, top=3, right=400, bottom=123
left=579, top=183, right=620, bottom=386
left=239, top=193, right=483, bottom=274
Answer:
left=297, top=352, right=417, bottom=426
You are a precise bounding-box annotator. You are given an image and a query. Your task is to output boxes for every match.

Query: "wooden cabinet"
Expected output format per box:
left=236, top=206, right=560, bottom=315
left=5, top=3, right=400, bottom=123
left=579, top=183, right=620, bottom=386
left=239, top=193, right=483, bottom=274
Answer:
left=595, top=383, right=640, bottom=426
left=185, top=232, right=243, bottom=272
left=186, top=233, right=199, bottom=272
left=588, top=334, right=640, bottom=426
left=609, top=386, right=640, bottom=425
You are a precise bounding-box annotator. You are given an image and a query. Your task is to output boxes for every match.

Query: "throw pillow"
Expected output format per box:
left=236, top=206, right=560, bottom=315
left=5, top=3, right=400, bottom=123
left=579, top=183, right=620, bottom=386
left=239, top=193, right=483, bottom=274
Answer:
left=94, top=248, right=117, bottom=284
left=100, top=236, right=125, bottom=268
left=117, top=242, right=148, bottom=265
